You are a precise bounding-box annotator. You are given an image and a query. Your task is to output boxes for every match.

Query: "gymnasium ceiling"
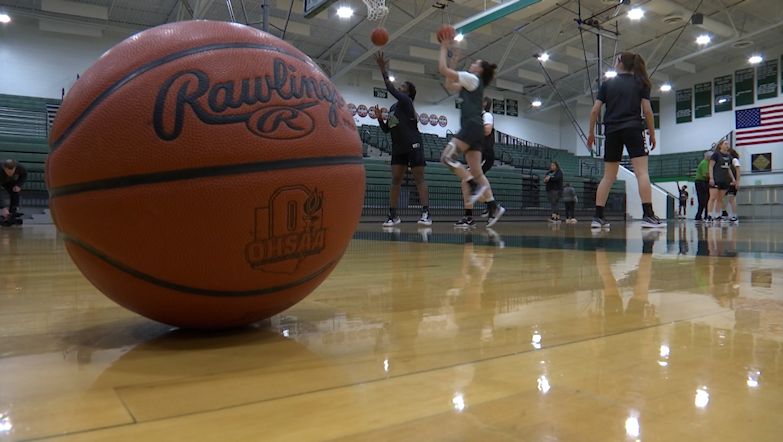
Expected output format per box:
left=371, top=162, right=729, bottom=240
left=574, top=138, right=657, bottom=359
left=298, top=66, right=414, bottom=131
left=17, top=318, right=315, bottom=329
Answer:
left=2, top=0, right=783, bottom=112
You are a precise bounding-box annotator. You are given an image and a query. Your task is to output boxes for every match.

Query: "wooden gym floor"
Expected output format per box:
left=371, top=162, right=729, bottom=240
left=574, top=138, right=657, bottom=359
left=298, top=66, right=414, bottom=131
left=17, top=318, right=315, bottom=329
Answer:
left=1, top=221, right=782, bottom=441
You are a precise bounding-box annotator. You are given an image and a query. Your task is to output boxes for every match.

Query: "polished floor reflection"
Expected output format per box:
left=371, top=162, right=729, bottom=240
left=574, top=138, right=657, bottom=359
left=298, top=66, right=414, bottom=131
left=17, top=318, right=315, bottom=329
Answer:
left=1, top=222, right=782, bottom=441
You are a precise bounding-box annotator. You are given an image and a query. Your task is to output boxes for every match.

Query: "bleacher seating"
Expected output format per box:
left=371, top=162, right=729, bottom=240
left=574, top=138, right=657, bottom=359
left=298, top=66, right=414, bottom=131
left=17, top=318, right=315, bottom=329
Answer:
left=1, top=93, right=627, bottom=218
left=621, top=151, right=707, bottom=181
left=0, top=94, right=60, bottom=208
left=362, top=158, right=625, bottom=218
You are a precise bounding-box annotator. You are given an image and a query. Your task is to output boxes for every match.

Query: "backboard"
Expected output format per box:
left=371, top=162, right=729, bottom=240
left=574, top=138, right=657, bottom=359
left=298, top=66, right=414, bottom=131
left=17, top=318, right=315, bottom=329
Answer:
left=304, top=0, right=335, bottom=18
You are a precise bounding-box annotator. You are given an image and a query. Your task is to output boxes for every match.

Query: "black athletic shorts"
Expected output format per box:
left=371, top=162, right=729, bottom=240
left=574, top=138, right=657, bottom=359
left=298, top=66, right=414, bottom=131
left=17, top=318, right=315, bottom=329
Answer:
left=679, top=200, right=687, bottom=207
left=604, top=128, right=648, bottom=162
left=726, top=186, right=737, bottom=196
left=711, top=181, right=730, bottom=191
left=391, top=146, right=426, bottom=167
left=455, top=122, right=484, bottom=152
left=481, top=148, right=495, bottom=174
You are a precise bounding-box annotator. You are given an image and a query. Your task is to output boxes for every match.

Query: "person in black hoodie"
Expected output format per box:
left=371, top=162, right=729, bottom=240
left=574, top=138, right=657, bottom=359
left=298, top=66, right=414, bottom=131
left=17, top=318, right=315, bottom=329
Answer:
left=543, top=161, right=563, bottom=223
left=2, top=159, right=26, bottom=223
left=373, top=52, right=431, bottom=227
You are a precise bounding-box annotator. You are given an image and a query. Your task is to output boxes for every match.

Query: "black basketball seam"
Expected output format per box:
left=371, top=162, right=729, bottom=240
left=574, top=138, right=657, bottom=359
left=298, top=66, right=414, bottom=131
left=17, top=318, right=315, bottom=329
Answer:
left=50, top=42, right=321, bottom=150
left=65, top=235, right=337, bottom=297
left=49, top=156, right=364, bottom=198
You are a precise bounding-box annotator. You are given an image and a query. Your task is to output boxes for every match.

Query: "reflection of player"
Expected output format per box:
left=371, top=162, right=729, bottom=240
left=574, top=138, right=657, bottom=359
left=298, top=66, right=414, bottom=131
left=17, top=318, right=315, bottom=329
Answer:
left=447, top=232, right=501, bottom=344
left=678, top=220, right=689, bottom=255
left=595, top=232, right=659, bottom=329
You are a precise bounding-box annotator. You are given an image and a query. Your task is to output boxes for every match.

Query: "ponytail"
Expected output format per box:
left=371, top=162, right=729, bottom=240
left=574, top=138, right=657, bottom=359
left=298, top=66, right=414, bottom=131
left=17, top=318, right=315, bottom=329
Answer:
left=619, top=52, right=651, bottom=91
left=632, top=54, right=652, bottom=91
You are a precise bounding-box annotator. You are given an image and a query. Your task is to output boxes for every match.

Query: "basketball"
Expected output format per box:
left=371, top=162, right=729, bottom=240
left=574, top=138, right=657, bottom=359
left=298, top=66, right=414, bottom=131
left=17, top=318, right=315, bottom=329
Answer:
left=371, top=27, right=389, bottom=46
left=437, top=24, right=456, bottom=43
left=46, top=21, right=365, bottom=329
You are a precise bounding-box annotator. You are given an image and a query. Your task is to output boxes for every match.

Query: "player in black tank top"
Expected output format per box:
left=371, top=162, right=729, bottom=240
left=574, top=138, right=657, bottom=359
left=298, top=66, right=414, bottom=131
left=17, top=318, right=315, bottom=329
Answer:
left=438, top=36, right=505, bottom=228
left=372, top=52, right=431, bottom=228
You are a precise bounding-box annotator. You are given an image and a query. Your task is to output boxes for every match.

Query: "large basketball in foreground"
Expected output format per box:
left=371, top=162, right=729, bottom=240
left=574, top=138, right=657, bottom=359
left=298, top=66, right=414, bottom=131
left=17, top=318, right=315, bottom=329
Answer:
left=47, top=21, right=365, bottom=329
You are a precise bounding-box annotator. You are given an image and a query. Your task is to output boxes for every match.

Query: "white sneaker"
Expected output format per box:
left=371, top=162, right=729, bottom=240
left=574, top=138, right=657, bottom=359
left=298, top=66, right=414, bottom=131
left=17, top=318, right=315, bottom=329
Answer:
left=641, top=215, right=665, bottom=229
left=487, top=205, right=505, bottom=227
left=418, top=211, right=432, bottom=226
left=382, top=216, right=401, bottom=227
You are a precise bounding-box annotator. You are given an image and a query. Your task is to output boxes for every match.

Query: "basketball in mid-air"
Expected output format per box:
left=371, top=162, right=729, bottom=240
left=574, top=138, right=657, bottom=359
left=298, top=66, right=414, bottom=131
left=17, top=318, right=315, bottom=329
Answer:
left=371, top=27, right=389, bottom=46
left=46, top=20, right=365, bottom=329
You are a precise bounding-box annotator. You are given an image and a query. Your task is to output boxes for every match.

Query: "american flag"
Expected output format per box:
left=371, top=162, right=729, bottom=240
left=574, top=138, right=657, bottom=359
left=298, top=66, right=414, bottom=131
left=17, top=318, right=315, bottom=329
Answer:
left=735, top=103, right=783, bottom=147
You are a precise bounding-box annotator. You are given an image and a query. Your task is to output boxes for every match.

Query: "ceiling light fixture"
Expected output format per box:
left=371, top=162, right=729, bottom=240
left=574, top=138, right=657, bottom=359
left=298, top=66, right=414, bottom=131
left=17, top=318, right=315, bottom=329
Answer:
left=696, top=34, right=711, bottom=45
left=537, top=53, right=549, bottom=62
left=454, top=33, right=464, bottom=42
left=605, top=70, right=617, bottom=79
left=531, top=99, right=543, bottom=107
left=660, top=84, right=672, bottom=92
left=627, top=8, right=644, bottom=20
left=748, top=55, right=763, bottom=64
left=0, top=13, right=11, bottom=24
left=336, top=6, right=354, bottom=19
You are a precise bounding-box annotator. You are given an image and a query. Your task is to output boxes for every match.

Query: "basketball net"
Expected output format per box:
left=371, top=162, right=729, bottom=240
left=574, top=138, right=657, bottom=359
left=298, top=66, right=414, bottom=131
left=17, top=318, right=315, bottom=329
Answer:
left=362, top=0, right=389, bottom=22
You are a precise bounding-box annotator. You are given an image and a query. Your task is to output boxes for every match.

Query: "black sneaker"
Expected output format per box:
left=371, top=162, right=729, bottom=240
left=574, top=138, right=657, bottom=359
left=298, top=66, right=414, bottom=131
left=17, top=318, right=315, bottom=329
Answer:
left=454, top=217, right=476, bottom=228
left=641, top=215, right=665, bottom=228
left=480, top=209, right=489, bottom=218
left=591, top=217, right=610, bottom=229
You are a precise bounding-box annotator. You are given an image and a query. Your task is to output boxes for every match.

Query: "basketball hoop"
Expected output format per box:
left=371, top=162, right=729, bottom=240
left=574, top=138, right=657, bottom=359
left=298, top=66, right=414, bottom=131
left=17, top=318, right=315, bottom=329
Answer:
left=362, top=0, right=389, bottom=21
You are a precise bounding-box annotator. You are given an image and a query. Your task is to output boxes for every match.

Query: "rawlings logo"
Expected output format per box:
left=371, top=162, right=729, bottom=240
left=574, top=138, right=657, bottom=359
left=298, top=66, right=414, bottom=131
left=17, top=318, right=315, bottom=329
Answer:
left=153, top=58, right=343, bottom=140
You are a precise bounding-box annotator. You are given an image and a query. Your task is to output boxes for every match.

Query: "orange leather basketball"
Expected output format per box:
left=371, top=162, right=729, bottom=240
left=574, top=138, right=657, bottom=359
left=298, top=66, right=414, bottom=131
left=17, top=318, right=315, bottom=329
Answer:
left=371, top=27, right=389, bottom=46
left=437, top=25, right=456, bottom=43
left=46, top=20, right=365, bottom=329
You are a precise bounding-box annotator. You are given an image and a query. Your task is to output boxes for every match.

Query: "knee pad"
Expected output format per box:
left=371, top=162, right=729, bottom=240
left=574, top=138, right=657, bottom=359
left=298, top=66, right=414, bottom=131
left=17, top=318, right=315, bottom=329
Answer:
left=441, top=142, right=460, bottom=170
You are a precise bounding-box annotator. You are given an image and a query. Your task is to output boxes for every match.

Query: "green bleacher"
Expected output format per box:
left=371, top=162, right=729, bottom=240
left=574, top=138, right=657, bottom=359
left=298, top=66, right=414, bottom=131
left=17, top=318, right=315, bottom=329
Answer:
left=0, top=94, right=60, bottom=207
left=1, top=93, right=627, bottom=217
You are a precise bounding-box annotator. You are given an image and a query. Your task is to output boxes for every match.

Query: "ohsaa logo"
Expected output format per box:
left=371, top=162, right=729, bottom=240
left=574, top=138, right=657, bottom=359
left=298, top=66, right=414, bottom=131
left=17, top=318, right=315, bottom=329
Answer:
left=245, top=185, right=326, bottom=273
